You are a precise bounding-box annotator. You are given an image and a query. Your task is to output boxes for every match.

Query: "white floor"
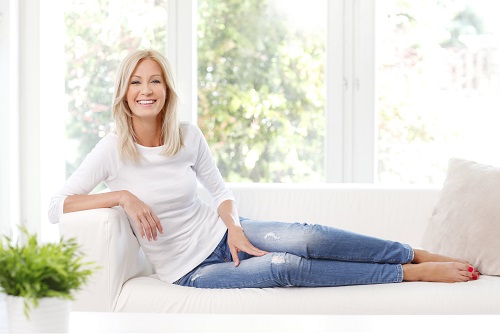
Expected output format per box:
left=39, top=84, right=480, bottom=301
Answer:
left=1, top=294, right=499, bottom=333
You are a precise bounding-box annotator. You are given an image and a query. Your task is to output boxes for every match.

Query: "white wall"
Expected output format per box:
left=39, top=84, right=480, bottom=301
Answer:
left=0, top=0, right=20, bottom=237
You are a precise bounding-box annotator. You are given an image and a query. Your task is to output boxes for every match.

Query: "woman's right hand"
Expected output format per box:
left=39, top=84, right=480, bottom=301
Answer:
left=119, top=190, right=163, bottom=241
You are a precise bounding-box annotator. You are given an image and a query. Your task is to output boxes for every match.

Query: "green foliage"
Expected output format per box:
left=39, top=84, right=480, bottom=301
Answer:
left=64, top=0, right=167, bottom=178
left=0, top=228, right=97, bottom=318
left=376, top=0, right=489, bottom=183
left=198, top=0, right=325, bottom=182
left=63, top=1, right=493, bottom=185
left=64, top=0, right=325, bottom=183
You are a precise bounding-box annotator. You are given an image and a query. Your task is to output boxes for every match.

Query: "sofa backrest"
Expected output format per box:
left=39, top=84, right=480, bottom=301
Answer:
left=199, top=183, right=440, bottom=247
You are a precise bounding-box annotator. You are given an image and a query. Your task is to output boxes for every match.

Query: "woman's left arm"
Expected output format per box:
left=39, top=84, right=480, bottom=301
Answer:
left=191, top=123, right=267, bottom=265
left=218, top=199, right=268, bottom=267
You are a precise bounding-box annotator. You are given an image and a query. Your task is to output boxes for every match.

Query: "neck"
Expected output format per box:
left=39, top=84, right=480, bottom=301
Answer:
left=132, top=118, right=162, bottom=147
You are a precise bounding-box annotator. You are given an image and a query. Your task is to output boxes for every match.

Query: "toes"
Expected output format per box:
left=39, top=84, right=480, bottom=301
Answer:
left=458, top=263, right=481, bottom=281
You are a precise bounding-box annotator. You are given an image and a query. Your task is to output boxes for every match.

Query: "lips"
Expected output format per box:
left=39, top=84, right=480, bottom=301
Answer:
left=137, top=100, right=156, bottom=105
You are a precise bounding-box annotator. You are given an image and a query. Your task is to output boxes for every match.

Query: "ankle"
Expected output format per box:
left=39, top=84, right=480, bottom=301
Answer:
left=402, top=263, right=422, bottom=281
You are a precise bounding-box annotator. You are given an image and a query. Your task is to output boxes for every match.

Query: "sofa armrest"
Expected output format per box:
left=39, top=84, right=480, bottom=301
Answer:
left=59, top=207, right=153, bottom=311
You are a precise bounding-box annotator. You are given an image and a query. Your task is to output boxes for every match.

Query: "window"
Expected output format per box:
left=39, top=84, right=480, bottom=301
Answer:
left=64, top=0, right=168, bottom=179
left=376, top=0, right=500, bottom=184
left=197, top=0, right=327, bottom=183
left=5, top=0, right=500, bottom=239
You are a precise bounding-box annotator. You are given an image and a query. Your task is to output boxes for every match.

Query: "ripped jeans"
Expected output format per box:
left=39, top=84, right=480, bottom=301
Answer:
left=176, top=218, right=414, bottom=288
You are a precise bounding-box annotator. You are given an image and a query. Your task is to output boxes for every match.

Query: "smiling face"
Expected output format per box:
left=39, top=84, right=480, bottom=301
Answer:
left=126, top=58, right=167, bottom=121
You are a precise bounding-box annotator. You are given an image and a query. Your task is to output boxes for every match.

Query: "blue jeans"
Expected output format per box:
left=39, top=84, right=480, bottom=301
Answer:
left=176, top=218, right=414, bottom=288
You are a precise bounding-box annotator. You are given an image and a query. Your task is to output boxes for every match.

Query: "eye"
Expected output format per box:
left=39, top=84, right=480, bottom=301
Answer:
left=152, top=79, right=162, bottom=84
left=130, top=80, right=140, bottom=85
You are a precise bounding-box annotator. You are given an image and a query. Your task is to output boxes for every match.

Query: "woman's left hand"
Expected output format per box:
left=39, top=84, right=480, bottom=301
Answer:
left=227, top=226, right=268, bottom=267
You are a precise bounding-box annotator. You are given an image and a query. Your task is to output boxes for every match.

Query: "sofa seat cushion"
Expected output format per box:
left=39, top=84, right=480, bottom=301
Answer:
left=115, top=276, right=500, bottom=314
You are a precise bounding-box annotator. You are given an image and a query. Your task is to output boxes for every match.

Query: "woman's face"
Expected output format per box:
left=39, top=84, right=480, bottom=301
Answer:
left=126, top=58, right=167, bottom=120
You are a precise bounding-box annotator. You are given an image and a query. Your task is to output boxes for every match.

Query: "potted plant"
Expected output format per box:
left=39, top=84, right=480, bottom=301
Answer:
left=0, top=227, right=97, bottom=333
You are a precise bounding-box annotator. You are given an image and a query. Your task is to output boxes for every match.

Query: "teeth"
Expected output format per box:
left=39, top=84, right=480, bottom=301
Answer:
left=138, top=100, right=154, bottom=105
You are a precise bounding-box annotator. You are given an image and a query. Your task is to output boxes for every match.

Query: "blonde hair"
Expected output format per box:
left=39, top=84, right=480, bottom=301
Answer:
left=112, top=49, right=183, bottom=162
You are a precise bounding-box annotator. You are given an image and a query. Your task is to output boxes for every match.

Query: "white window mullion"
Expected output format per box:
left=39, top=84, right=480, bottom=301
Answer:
left=343, top=0, right=355, bottom=182
left=327, top=0, right=361, bottom=183
left=167, top=0, right=197, bottom=124
left=352, top=0, right=376, bottom=182
left=325, top=0, right=346, bottom=183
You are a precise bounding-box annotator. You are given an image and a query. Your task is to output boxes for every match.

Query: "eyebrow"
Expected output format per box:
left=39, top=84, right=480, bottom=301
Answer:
left=131, top=74, right=163, bottom=79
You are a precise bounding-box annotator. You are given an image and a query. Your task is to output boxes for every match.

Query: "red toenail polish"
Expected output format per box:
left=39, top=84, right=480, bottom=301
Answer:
left=468, top=266, right=474, bottom=272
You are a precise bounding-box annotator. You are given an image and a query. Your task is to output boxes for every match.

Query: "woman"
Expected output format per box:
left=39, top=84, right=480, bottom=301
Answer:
left=49, top=49, right=479, bottom=288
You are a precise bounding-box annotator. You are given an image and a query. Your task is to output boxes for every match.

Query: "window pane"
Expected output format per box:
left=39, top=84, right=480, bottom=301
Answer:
left=376, top=0, right=500, bottom=184
left=64, top=0, right=168, bottom=179
left=197, top=0, right=326, bottom=182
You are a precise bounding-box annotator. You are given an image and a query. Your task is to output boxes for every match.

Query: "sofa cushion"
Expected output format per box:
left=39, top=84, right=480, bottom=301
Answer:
left=115, top=275, right=500, bottom=314
left=422, top=158, right=500, bottom=275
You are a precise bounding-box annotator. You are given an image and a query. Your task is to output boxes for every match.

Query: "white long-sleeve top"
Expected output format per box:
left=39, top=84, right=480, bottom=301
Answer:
left=48, top=122, right=234, bottom=283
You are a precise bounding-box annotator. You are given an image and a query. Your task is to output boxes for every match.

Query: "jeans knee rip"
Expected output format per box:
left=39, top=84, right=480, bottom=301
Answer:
left=264, top=232, right=280, bottom=241
left=271, top=254, right=287, bottom=264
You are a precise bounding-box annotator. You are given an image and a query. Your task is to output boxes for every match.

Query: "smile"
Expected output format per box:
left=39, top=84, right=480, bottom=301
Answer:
left=137, top=100, right=156, bottom=105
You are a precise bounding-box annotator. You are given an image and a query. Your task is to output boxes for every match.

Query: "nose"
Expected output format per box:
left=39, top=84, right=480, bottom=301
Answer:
left=141, top=84, right=152, bottom=95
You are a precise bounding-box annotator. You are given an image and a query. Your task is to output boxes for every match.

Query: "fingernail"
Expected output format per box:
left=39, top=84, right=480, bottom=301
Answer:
left=472, top=274, right=478, bottom=280
left=468, top=266, right=474, bottom=272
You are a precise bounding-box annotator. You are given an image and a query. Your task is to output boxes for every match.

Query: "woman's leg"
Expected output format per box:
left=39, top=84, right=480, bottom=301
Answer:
left=238, top=219, right=413, bottom=265
left=176, top=220, right=475, bottom=288
left=238, top=219, right=477, bottom=283
left=179, top=251, right=404, bottom=289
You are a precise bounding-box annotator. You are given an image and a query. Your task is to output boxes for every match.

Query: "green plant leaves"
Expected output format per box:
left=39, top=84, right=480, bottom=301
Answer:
left=0, top=227, right=98, bottom=318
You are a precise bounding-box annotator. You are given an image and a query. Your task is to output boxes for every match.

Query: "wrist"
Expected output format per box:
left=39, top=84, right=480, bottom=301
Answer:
left=117, top=190, right=131, bottom=207
left=226, top=223, right=242, bottom=231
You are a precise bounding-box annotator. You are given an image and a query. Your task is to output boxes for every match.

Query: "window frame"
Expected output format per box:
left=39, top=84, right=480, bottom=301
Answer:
left=326, top=0, right=376, bottom=183
left=173, top=0, right=376, bottom=183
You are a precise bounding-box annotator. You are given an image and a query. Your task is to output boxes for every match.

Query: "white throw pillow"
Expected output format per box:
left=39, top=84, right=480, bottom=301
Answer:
left=422, top=158, right=500, bottom=276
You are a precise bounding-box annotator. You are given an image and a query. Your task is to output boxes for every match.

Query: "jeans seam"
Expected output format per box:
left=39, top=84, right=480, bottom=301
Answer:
left=406, top=245, right=414, bottom=263
left=315, top=255, right=404, bottom=263
left=397, top=264, right=404, bottom=282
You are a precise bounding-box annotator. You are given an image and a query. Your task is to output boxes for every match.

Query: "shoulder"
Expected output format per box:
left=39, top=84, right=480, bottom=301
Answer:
left=86, top=133, right=119, bottom=159
left=180, top=121, right=204, bottom=141
left=100, top=132, right=118, bottom=145
left=94, top=133, right=118, bottom=150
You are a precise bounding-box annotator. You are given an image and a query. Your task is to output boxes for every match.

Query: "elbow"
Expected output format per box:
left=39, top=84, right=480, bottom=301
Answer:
left=47, top=196, right=66, bottom=224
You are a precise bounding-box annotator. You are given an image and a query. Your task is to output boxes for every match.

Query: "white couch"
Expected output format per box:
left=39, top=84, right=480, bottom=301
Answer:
left=59, top=184, right=500, bottom=314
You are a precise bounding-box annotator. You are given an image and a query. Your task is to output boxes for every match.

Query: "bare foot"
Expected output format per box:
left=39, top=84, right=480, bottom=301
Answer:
left=402, top=262, right=475, bottom=283
left=412, top=249, right=480, bottom=275
left=413, top=249, right=463, bottom=264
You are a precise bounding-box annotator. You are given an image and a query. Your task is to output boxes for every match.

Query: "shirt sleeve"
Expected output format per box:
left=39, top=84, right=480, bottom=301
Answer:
left=47, top=134, right=119, bottom=224
left=190, top=124, right=235, bottom=209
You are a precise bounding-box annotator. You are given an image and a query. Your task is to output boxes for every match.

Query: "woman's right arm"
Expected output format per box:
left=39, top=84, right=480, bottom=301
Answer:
left=63, top=191, right=163, bottom=241
left=63, top=191, right=125, bottom=214
left=48, top=135, right=162, bottom=241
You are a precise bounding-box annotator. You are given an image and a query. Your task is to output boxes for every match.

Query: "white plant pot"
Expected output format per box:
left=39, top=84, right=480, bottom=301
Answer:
left=6, top=295, right=71, bottom=333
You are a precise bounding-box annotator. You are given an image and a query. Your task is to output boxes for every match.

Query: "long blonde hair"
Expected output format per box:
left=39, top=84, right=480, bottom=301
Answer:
left=112, top=49, right=183, bottom=162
